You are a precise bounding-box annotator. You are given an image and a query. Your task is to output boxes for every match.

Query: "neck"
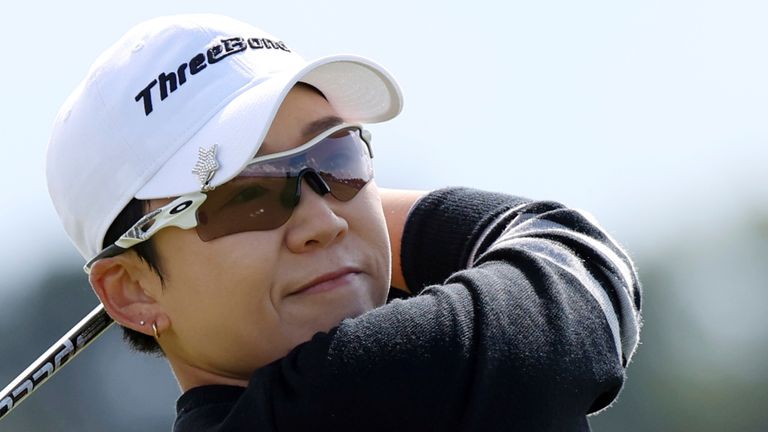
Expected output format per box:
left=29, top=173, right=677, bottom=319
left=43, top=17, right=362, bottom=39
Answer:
left=165, top=353, right=250, bottom=392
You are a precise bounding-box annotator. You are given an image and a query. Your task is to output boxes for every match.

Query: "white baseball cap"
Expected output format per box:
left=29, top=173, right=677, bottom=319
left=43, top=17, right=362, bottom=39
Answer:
left=46, top=14, right=403, bottom=260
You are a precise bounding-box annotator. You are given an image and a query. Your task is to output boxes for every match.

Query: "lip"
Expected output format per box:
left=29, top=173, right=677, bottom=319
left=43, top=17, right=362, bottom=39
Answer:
left=290, top=267, right=361, bottom=296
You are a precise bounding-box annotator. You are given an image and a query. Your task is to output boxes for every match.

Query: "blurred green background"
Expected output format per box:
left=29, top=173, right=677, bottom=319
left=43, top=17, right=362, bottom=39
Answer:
left=2, top=1, right=767, bottom=430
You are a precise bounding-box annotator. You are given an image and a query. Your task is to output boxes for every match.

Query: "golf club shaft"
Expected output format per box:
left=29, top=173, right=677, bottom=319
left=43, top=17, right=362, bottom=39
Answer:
left=0, top=304, right=113, bottom=420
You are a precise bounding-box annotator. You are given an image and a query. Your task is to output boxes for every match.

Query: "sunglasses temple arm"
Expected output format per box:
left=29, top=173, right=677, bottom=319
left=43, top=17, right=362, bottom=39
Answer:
left=83, top=244, right=129, bottom=274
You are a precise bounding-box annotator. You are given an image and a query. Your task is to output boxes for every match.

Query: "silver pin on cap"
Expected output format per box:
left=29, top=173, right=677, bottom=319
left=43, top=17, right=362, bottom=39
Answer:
left=191, top=144, right=219, bottom=191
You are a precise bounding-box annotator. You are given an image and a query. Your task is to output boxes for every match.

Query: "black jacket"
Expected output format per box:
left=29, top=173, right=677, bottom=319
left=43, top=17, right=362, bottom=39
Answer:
left=174, top=187, right=642, bottom=431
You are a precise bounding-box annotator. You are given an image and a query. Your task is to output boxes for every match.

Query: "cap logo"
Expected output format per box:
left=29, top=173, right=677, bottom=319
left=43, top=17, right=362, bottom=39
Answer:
left=191, top=144, right=220, bottom=191
left=134, top=37, right=292, bottom=116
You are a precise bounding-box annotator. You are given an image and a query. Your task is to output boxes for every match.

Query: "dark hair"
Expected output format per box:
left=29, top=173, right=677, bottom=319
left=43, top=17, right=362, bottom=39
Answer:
left=103, top=198, right=165, bottom=356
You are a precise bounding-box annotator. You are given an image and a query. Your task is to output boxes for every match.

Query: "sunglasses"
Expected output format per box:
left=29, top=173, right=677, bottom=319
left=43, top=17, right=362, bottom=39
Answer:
left=84, top=123, right=373, bottom=273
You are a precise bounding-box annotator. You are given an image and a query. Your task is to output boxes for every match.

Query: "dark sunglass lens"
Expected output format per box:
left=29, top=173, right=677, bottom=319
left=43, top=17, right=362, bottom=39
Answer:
left=320, top=174, right=368, bottom=201
left=194, top=126, right=372, bottom=241
left=309, top=129, right=372, bottom=201
left=195, top=177, right=297, bottom=241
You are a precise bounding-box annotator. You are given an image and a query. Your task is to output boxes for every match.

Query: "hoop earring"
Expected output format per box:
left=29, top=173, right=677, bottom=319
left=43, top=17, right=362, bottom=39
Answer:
left=152, top=322, right=160, bottom=339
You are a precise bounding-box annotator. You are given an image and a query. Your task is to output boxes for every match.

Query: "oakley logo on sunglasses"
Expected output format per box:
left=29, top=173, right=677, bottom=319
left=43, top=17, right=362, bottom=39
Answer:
left=170, top=201, right=194, bottom=215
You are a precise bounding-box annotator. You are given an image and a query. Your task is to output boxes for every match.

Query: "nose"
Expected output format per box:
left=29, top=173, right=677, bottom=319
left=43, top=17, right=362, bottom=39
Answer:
left=284, top=174, right=348, bottom=253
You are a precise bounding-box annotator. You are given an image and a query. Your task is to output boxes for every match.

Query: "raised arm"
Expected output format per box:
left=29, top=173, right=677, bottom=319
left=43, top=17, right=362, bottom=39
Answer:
left=377, top=187, right=427, bottom=292
left=182, top=187, right=643, bottom=431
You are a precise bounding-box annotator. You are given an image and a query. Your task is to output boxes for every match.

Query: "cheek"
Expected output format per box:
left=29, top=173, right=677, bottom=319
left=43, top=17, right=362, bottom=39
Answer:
left=349, top=183, right=392, bottom=294
left=156, top=228, right=276, bottom=291
left=152, top=229, right=289, bottom=371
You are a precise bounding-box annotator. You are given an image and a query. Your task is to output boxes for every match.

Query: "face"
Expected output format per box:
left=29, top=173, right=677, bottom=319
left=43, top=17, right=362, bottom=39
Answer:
left=146, top=85, right=391, bottom=381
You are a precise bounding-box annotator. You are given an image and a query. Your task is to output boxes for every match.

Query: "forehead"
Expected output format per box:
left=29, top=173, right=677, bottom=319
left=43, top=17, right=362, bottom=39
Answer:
left=257, top=85, right=343, bottom=156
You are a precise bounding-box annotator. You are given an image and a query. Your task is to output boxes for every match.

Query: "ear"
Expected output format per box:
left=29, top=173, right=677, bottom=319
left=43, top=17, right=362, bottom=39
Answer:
left=88, top=253, right=165, bottom=338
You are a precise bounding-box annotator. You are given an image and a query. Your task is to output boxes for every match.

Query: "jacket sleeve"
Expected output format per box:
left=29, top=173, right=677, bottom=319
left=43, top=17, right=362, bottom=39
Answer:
left=240, top=187, right=643, bottom=431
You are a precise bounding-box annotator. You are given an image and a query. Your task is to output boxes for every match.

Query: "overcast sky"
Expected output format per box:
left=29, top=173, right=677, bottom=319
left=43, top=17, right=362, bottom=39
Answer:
left=1, top=0, right=767, bottom=284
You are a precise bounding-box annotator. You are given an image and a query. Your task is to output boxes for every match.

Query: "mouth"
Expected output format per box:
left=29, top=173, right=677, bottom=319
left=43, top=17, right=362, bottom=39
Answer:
left=290, top=268, right=361, bottom=296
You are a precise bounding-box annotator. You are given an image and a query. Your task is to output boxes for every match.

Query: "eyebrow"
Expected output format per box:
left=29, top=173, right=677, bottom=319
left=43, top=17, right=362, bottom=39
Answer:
left=301, top=115, right=344, bottom=140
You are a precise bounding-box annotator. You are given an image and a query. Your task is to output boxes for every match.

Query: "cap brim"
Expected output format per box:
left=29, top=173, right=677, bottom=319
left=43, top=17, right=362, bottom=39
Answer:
left=135, top=54, right=402, bottom=199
